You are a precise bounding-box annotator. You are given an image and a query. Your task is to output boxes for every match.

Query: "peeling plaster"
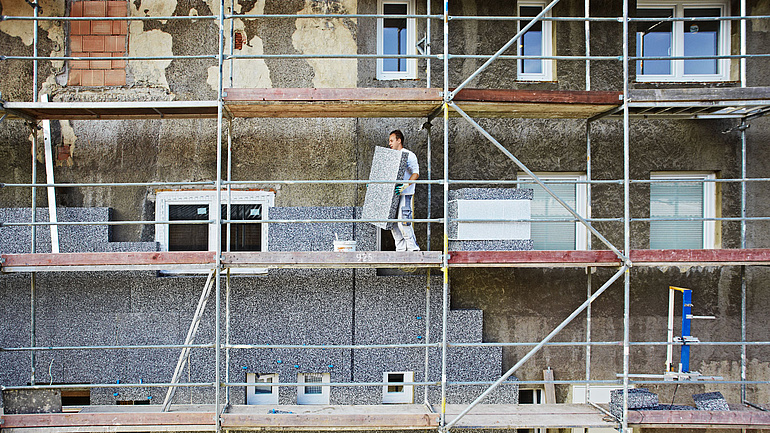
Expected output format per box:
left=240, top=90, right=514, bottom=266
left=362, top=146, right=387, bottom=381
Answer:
left=127, top=23, right=173, bottom=88
left=0, top=0, right=65, bottom=71
left=204, top=0, right=271, bottom=89
left=292, top=0, right=357, bottom=88
left=135, top=0, right=177, bottom=22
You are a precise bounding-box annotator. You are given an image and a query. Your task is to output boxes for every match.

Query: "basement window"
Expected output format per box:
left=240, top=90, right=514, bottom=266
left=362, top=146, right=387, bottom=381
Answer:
left=382, top=371, right=414, bottom=404
left=246, top=373, right=279, bottom=405
left=155, top=190, right=274, bottom=273
left=636, top=1, right=730, bottom=82
left=517, top=1, right=554, bottom=81
left=297, top=373, right=330, bottom=405
left=377, top=0, right=417, bottom=80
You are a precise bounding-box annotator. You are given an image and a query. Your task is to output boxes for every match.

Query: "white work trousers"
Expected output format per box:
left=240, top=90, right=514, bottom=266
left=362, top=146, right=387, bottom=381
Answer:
left=391, top=194, right=419, bottom=251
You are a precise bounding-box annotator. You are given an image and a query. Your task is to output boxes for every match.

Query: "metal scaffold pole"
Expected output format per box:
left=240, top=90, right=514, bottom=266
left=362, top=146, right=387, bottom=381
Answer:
left=622, top=0, right=631, bottom=430
left=29, top=122, right=38, bottom=386
left=215, top=0, right=226, bottom=429
left=423, top=0, right=433, bottom=408
left=440, top=0, right=449, bottom=426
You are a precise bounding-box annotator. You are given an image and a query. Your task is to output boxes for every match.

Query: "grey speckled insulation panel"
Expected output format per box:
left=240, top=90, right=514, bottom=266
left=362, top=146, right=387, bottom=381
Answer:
left=362, top=147, right=407, bottom=230
left=449, top=239, right=534, bottom=251
left=449, top=188, right=533, bottom=201
left=0, top=206, right=516, bottom=407
left=0, top=208, right=158, bottom=254
left=692, top=392, right=729, bottom=410
left=447, top=189, right=534, bottom=251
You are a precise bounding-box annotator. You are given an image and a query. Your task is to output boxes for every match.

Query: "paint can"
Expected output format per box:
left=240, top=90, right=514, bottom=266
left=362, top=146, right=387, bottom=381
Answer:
left=333, top=240, right=356, bottom=252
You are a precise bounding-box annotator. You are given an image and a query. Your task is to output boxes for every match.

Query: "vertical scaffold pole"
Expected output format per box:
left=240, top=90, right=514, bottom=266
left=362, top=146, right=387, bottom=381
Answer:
left=585, top=118, right=592, bottom=403
left=423, top=0, right=433, bottom=407
left=30, top=123, right=38, bottom=386
left=215, top=0, right=225, bottom=429
left=621, top=0, right=631, bottom=430
left=32, top=1, right=39, bottom=102
left=740, top=118, right=747, bottom=402
left=440, top=0, right=449, bottom=426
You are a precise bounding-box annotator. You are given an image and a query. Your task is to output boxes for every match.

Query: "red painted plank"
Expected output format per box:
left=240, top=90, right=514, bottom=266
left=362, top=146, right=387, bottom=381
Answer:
left=0, top=412, right=216, bottom=428
left=626, top=409, right=770, bottom=427
left=1, top=251, right=215, bottom=267
left=448, top=250, right=622, bottom=266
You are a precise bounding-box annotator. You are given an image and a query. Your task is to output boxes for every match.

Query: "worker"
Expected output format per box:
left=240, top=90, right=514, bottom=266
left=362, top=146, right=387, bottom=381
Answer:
left=388, top=129, right=420, bottom=251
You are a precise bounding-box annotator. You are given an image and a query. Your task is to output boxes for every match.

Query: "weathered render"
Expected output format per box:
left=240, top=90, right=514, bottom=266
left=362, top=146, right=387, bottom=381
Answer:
left=1, top=0, right=770, bottom=431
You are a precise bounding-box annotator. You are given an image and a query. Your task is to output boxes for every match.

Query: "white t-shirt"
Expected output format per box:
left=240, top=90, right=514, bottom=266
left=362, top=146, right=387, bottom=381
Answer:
left=401, top=148, right=419, bottom=196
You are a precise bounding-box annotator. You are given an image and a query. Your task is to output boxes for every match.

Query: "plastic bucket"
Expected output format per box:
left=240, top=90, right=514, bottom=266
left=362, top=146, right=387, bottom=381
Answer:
left=333, top=240, right=357, bottom=252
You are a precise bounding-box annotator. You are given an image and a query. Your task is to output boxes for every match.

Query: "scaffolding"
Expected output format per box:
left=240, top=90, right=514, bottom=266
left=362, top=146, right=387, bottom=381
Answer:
left=1, top=0, right=770, bottom=431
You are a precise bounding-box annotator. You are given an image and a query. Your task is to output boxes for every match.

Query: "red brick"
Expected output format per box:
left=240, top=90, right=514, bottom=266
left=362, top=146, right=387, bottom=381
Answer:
left=57, top=145, right=72, bottom=160
left=105, top=35, right=124, bottom=52
left=91, top=19, right=112, bottom=34
left=69, top=52, right=90, bottom=69
left=70, top=35, right=83, bottom=52
left=104, top=69, right=126, bottom=86
left=107, top=1, right=126, bottom=17
left=81, top=69, right=105, bottom=86
left=112, top=20, right=127, bottom=35
left=83, top=1, right=106, bottom=17
left=67, top=69, right=82, bottom=86
left=111, top=52, right=126, bottom=69
left=71, top=2, right=83, bottom=17
left=71, top=20, right=89, bottom=35
left=90, top=52, right=112, bottom=69
left=82, top=35, right=105, bottom=52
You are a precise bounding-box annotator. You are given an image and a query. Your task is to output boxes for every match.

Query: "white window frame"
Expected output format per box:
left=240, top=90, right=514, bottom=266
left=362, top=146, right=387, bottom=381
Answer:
left=246, top=373, right=279, bottom=405
left=297, top=373, right=330, bottom=405
left=382, top=371, right=414, bottom=404
left=518, top=173, right=588, bottom=250
left=518, top=388, right=545, bottom=433
left=636, top=1, right=730, bottom=82
left=155, top=190, right=274, bottom=273
left=377, top=0, right=417, bottom=80
left=649, top=172, right=717, bottom=249
left=517, top=0, right=554, bottom=81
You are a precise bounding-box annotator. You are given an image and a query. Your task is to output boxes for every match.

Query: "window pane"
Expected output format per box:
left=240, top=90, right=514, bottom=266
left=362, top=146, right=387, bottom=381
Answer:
left=383, top=3, right=408, bottom=72
left=683, top=8, right=720, bottom=75
left=169, top=205, right=209, bottom=251
left=303, top=373, right=323, bottom=395
left=387, top=373, right=405, bottom=393
left=221, top=204, right=262, bottom=252
left=254, top=375, right=273, bottom=394
left=650, top=180, right=704, bottom=249
left=530, top=182, right=576, bottom=250
left=520, top=6, right=543, bottom=74
left=636, top=8, right=673, bottom=75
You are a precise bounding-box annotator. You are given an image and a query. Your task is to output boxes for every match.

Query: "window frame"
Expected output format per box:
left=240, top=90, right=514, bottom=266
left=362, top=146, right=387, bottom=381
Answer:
left=517, top=173, right=588, bottom=251
left=649, top=172, right=717, bottom=249
left=517, top=0, right=554, bottom=81
left=635, top=0, right=730, bottom=82
left=155, top=190, right=274, bottom=273
left=377, top=0, right=417, bottom=80
left=246, top=373, right=279, bottom=405
left=297, top=373, right=331, bottom=405
left=382, top=371, right=414, bottom=404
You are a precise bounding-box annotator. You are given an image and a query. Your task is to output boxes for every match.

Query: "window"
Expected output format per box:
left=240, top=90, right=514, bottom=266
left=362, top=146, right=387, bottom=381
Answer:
left=377, top=0, right=416, bottom=80
left=297, top=373, right=330, bottom=405
left=382, top=371, right=414, bottom=404
left=246, top=373, right=279, bottom=405
left=636, top=1, right=730, bottom=82
left=649, top=172, right=717, bottom=249
left=68, top=1, right=128, bottom=86
left=518, top=173, right=588, bottom=250
left=518, top=389, right=545, bottom=433
left=155, top=190, right=274, bottom=272
left=518, top=1, right=554, bottom=81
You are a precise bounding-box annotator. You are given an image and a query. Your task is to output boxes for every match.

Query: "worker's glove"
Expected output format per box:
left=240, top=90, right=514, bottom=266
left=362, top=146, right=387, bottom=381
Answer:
left=395, top=184, right=404, bottom=195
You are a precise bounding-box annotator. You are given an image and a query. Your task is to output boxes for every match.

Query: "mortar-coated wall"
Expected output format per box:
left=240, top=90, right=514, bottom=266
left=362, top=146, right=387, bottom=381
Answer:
left=1, top=0, right=770, bottom=412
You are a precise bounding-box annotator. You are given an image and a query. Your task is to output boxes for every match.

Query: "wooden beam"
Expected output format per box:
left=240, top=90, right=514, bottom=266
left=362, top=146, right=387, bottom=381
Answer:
left=0, top=412, right=216, bottom=428
left=220, top=413, right=438, bottom=429
left=448, top=250, right=622, bottom=267
left=626, top=408, right=770, bottom=428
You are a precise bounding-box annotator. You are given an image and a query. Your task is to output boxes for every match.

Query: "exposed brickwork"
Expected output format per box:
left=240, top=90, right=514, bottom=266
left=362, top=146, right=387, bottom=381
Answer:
left=68, top=1, right=127, bottom=86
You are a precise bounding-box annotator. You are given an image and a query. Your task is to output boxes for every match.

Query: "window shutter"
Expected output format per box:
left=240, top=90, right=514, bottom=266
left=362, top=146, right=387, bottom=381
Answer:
left=650, top=180, right=704, bottom=249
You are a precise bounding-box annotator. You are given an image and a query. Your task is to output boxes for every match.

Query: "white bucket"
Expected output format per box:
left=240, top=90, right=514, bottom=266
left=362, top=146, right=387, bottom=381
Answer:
left=333, top=240, right=357, bottom=252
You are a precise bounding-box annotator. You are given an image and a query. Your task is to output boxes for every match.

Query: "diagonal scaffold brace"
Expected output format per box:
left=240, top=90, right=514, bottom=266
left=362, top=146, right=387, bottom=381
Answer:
left=162, top=270, right=216, bottom=412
